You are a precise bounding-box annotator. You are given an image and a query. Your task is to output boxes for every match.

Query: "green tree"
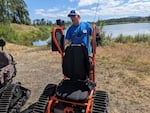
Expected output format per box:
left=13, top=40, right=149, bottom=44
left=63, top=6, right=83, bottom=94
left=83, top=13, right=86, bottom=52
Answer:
left=0, top=0, right=30, bottom=24
left=0, top=0, right=7, bottom=22
left=8, top=0, right=30, bottom=24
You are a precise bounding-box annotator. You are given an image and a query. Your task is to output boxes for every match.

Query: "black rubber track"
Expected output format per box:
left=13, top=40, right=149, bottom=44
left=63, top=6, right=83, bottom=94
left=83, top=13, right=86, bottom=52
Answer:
left=0, top=83, right=30, bottom=113
left=0, top=81, right=12, bottom=94
left=24, top=84, right=56, bottom=113
left=92, top=90, right=109, bottom=113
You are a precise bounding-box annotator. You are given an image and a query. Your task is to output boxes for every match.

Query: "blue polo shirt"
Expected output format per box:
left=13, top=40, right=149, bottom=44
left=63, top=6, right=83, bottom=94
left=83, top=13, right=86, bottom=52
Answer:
left=65, top=22, right=92, bottom=54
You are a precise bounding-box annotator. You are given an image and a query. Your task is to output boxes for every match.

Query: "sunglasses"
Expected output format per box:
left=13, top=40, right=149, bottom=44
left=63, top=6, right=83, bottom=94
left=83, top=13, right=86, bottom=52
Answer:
left=70, top=15, right=76, bottom=17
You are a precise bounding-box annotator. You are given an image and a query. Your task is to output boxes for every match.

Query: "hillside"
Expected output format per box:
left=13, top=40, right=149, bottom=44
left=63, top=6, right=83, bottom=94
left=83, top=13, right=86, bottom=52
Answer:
left=11, top=24, right=39, bottom=34
left=4, top=43, right=150, bottom=113
left=0, top=23, right=52, bottom=46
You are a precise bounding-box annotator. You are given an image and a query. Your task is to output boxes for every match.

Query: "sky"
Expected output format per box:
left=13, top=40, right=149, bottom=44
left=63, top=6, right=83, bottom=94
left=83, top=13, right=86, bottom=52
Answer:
left=24, top=0, right=150, bottom=23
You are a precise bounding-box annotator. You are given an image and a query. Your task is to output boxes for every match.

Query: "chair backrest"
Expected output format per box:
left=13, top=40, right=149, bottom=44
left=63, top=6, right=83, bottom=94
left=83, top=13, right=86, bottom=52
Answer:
left=62, top=44, right=90, bottom=80
left=0, top=39, right=6, bottom=51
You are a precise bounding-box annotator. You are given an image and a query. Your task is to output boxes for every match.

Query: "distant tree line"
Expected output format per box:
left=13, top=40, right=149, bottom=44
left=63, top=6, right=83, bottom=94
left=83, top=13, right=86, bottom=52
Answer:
left=101, top=16, right=150, bottom=25
left=33, top=16, right=150, bottom=26
left=0, top=0, right=30, bottom=24
left=32, top=18, right=72, bottom=27
left=33, top=18, right=53, bottom=26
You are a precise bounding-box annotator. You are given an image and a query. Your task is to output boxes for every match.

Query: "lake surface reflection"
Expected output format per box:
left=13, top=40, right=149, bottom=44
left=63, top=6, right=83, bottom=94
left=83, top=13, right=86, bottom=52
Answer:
left=103, top=23, right=150, bottom=38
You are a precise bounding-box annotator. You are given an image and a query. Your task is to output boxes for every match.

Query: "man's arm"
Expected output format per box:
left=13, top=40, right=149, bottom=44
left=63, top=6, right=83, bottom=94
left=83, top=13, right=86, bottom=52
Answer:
left=65, top=27, right=72, bottom=49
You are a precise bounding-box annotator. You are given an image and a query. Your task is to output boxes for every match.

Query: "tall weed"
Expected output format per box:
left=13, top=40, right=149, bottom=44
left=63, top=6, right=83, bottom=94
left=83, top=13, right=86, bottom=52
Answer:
left=114, top=33, right=150, bottom=44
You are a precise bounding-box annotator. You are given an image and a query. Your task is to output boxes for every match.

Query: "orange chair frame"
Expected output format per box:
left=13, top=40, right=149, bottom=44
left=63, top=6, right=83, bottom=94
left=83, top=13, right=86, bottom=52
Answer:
left=46, top=24, right=97, bottom=113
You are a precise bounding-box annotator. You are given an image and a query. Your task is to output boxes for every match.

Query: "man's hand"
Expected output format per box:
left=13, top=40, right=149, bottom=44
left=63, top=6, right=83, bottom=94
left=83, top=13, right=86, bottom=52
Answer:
left=64, top=39, right=72, bottom=49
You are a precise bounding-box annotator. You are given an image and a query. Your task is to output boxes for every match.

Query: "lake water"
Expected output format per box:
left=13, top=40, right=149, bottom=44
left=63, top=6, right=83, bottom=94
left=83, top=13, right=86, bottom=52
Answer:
left=103, top=23, right=150, bottom=38
left=33, top=23, right=150, bottom=46
left=32, top=38, right=51, bottom=46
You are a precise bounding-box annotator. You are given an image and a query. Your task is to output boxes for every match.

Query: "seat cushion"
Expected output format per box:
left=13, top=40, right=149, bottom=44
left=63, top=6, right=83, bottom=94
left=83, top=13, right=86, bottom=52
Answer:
left=56, top=80, right=90, bottom=102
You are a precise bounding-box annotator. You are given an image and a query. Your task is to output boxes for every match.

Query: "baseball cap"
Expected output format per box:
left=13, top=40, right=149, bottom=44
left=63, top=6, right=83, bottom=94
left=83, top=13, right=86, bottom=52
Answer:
left=68, top=10, right=80, bottom=17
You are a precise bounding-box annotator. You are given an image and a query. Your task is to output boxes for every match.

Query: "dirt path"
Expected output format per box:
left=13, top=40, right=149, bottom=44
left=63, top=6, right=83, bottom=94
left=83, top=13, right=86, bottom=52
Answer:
left=5, top=43, right=150, bottom=113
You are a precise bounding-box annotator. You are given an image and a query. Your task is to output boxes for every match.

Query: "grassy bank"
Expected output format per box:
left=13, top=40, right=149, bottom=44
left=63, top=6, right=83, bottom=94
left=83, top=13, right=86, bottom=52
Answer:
left=0, top=23, right=53, bottom=46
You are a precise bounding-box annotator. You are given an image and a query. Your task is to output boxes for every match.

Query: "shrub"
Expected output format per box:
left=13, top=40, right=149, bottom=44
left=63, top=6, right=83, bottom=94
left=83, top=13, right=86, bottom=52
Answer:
left=115, top=34, right=134, bottom=43
left=100, top=32, right=112, bottom=46
left=114, top=33, right=150, bottom=44
left=134, top=34, right=150, bottom=43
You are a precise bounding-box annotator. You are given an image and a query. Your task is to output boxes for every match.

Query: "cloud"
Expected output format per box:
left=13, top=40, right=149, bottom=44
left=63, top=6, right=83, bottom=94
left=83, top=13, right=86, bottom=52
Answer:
left=34, top=0, right=150, bottom=21
left=99, top=0, right=150, bottom=16
left=78, top=0, right=99, bottom=7
left=47, top=7, right=59, bottom=12
left=78, top=0, right=150, bottom=19
left=35, top=8, right=67, bottom=18
left=128, top=0, right=141, bottom=3
left=69, top=0, right=76, bottom=2
left=35, top=9, right=45, bottom=15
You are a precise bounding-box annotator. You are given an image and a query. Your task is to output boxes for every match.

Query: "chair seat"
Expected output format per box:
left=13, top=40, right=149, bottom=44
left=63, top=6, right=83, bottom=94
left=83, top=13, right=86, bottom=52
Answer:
left=56, top=80, right=91, bottom=102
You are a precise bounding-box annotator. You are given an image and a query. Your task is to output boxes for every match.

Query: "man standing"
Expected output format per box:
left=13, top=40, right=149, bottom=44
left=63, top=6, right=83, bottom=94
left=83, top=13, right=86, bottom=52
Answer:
left=65, top=10, right=92, bottom=55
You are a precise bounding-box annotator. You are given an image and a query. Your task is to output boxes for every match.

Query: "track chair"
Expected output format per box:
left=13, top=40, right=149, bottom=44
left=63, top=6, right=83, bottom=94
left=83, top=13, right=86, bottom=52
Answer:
left=45, top=21, right=108, bottom=113
left=26, top=20, right=109, bottom=113
left=0, top=39, right=30, bottom=113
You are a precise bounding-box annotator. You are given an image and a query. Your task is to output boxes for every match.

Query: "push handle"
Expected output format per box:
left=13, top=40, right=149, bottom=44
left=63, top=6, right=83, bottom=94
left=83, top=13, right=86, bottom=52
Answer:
left=51, top=26, right=64, bottom=57
left=0, top=39, right=6, bottom=51
left=91, top=24, right=97, bottom=82
left=92, top=24, right=96, bottom=55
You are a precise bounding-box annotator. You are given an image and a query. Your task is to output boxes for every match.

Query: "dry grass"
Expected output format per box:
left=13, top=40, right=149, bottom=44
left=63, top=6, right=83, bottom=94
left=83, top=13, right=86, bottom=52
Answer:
left=4, top=43, right=150, bottom=113
left=96, top=43, right=150, bottom=113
